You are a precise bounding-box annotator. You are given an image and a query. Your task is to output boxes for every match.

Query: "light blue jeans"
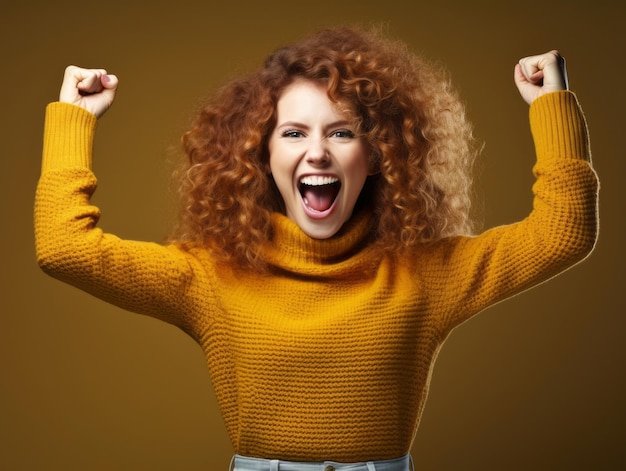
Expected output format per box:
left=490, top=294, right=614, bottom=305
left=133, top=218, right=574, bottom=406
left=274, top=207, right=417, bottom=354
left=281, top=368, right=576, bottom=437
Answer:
left=230, top=454, right=412, bottom=471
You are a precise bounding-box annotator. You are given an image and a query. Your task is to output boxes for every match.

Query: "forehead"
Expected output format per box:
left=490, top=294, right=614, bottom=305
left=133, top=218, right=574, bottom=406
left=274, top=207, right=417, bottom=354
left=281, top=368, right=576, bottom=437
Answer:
left=276, top=79, right=355, bottom=121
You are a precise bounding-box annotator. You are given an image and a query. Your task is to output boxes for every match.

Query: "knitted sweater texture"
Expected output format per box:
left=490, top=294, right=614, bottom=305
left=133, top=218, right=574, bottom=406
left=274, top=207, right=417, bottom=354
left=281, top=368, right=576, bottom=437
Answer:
left=34, top=91, right=598, bottom=462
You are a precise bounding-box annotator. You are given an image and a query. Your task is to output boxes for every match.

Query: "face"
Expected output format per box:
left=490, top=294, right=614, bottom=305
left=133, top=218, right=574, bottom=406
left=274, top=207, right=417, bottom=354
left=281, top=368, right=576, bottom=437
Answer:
left=268, top=79, right=370, bottom=239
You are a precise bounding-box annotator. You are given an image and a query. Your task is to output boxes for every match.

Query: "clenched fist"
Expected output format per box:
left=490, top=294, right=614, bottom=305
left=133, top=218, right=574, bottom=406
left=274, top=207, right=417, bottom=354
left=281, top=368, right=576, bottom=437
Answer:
left=515, top=50, right=568, bottom=105
left=59, top=65, right=119, bottom=118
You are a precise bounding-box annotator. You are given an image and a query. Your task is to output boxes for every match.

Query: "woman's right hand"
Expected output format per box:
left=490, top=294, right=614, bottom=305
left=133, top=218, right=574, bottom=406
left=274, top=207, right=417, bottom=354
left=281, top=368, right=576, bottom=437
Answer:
left=59, top=65, right=118, bottom=118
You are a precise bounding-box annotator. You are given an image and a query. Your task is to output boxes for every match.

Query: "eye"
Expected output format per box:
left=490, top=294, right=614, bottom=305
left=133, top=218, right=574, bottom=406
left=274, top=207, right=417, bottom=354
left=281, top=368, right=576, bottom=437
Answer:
left=282, top=130, right=304, bottom=138
left=330, top=129, right=355, bottom=139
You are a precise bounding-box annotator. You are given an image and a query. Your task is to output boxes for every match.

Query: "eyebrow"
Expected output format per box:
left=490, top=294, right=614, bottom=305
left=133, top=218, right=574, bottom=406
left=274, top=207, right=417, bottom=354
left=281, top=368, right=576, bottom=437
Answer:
left=275, top=120, right=353, bottom=132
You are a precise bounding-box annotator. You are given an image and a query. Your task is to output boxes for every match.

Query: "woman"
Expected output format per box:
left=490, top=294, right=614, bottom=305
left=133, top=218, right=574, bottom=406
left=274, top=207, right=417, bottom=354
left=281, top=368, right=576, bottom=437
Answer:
left=35, top=26, right=598, bottom=470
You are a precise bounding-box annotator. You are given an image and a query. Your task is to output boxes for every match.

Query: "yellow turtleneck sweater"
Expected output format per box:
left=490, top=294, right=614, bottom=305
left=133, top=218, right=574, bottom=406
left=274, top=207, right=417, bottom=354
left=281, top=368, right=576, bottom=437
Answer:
left=35, top=91, right=598, bottom=462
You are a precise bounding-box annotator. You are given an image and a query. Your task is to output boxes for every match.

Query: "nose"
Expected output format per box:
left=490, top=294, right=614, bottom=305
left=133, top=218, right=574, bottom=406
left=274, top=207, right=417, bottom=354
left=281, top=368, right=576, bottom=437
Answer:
left=305, top=137, right=330, bottom=166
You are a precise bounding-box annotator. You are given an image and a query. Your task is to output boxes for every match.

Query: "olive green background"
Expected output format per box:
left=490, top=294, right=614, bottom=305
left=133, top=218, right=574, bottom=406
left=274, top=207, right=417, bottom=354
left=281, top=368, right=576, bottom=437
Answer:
left=1, top=0, right=623, bottom=469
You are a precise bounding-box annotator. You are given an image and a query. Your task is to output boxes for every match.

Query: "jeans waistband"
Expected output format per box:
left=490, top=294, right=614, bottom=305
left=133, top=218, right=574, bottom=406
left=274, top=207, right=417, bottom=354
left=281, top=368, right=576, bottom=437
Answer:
left=230, top=454, right=412, bottom=471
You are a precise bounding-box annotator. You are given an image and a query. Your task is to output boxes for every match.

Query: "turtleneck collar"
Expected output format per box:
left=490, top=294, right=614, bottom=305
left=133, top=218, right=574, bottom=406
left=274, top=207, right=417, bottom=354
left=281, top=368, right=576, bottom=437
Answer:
left=260, top=210, right=380, bottom=278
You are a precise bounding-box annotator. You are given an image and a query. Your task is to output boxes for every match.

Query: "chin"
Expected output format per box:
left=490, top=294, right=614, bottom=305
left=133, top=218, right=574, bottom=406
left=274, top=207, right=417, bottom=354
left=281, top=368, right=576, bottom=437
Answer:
left=301, top=226, right=340, bottom=240
left=298, top=218, right=345, bottom=240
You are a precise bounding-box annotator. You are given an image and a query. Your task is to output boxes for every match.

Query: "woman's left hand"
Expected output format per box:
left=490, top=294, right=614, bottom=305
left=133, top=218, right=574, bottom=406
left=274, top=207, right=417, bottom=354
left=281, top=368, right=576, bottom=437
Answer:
left=514, top=50, right=568, bottom=105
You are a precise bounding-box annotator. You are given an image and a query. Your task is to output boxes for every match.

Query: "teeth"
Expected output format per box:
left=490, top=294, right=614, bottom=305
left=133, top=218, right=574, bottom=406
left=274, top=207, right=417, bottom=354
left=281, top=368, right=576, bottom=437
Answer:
left=299, top=175, right=339, bottom=186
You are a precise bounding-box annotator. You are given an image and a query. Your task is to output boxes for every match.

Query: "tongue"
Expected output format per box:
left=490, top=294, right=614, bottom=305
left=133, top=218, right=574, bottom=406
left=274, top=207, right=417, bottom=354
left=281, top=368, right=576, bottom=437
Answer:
left=302, top=185, right=337, bottom=212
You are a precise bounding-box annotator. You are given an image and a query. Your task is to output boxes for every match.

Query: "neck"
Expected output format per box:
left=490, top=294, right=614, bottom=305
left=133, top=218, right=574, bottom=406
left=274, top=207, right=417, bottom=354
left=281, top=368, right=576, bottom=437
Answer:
left=259, top=210, right=380, bottom=278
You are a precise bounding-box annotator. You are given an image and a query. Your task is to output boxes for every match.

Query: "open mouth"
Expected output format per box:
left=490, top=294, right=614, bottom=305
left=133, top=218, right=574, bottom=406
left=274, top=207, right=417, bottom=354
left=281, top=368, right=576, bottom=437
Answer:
left=298, top=175, right=341, bottom=214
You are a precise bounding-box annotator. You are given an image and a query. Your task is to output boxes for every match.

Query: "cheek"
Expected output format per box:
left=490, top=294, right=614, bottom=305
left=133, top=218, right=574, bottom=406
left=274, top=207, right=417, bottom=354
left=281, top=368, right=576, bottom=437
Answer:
left=267, top=143, right=284, bottom=176
left=268, top=153, right=287, bottom=179
left=268, top=149, right=294, bottom=193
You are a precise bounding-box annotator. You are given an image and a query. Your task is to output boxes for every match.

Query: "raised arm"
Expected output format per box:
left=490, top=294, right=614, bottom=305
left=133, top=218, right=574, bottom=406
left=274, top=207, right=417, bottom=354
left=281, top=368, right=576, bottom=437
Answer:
left=421, top=51, right=598, bottom=332
left=35, top=66, right=212, bottom=336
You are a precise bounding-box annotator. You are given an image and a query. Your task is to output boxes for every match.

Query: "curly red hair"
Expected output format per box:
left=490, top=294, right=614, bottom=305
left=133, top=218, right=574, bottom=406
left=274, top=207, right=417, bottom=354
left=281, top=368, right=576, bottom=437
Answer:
left=172, top=26, right=478, bottom=269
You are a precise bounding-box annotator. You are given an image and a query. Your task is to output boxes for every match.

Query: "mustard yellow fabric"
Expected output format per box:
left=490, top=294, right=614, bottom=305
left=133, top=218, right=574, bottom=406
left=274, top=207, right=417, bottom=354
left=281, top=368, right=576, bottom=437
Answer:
left=35, top=91, right=598, bottom=462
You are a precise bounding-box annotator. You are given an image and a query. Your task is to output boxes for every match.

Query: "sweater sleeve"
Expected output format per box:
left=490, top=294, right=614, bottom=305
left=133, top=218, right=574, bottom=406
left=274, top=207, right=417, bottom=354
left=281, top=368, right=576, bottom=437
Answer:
left=34, top=102, right=211, bottom=336
left=422, top=91, right=599, bottom=333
